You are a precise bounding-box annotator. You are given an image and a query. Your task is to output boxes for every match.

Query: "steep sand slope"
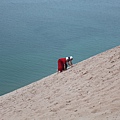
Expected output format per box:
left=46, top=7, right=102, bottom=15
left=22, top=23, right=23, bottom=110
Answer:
left=0, top=46, right=120, bottom=120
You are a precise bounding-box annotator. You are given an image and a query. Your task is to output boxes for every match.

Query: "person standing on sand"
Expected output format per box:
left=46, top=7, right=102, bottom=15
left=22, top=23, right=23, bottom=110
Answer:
left=57, top=56, right=73, bottom=72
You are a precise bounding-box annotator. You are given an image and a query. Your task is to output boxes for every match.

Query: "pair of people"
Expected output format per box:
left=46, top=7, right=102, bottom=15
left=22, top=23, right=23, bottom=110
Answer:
left=57, top=56, right=73, bottom=72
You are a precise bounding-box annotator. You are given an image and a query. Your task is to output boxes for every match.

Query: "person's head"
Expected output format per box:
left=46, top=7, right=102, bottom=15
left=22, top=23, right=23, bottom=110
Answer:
left=66, top=57, right=70, bottom=62
left=70, top=56, right=73, bottom=61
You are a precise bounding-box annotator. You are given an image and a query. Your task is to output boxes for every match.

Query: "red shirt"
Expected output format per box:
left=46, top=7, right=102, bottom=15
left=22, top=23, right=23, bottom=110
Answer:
left=59, top=58, right=66, bottom=64
left=58, top=58, right=67, bottom=72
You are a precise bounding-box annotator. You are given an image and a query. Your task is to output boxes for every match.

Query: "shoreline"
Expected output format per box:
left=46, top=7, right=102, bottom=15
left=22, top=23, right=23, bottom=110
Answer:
left=0, top=45, right=120, bottom=120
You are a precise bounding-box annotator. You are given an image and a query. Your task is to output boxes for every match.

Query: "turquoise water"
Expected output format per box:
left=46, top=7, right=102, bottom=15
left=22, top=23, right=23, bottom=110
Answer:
left=0, top=0, right=120, bottom=95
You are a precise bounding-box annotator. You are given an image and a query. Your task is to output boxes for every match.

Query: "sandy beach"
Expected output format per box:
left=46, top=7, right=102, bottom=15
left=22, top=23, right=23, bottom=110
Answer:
left=0, top=46, right=120, bottom=120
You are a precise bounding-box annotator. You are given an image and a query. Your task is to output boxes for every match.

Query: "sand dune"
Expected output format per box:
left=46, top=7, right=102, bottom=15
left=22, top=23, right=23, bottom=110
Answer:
left=0, top=46, right=120, bottom=120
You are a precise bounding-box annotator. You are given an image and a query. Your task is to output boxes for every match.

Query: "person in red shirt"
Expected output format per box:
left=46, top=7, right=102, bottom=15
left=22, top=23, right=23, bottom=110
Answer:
left=57, top=56, right=73, bottom=72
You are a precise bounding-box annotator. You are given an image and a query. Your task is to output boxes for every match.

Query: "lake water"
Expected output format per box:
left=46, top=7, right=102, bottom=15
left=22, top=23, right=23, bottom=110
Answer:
left=0, top=0, right=120, bottom=95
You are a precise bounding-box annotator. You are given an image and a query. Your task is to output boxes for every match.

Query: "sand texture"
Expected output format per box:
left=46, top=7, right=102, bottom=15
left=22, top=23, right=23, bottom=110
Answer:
left=0, top=46, right=120, bottom=120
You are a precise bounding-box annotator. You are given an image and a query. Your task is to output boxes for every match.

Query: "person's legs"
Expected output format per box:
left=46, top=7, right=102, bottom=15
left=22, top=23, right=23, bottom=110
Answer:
left=65, top=63, right=67, bottom=70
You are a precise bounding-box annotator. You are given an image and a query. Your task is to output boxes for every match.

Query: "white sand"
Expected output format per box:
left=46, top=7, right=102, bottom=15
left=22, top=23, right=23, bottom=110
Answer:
left=0, top=46, right=120, bottom=120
